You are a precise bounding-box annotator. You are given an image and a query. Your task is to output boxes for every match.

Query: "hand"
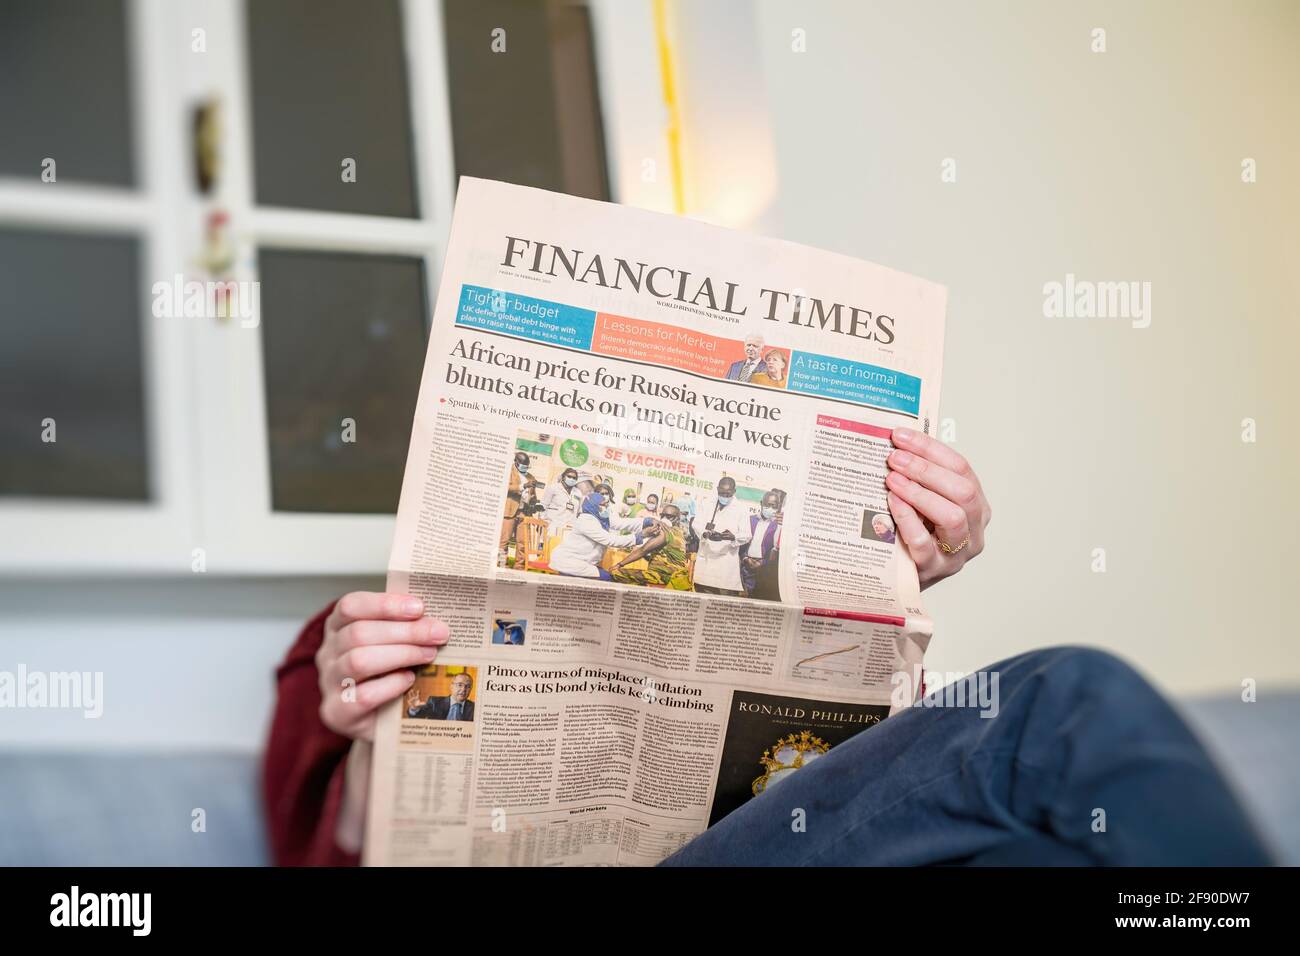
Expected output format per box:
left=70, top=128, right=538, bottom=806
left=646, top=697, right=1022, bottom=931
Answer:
left=404, top=685, right=423, bottom=713
left=885, top=428, right=991, bottom=590
left=316, top=591, right=450, bottom=742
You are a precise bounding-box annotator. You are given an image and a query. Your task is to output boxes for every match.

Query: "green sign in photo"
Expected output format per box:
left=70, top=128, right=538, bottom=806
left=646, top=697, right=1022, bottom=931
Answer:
left=559, top=439, right=589, bottom=467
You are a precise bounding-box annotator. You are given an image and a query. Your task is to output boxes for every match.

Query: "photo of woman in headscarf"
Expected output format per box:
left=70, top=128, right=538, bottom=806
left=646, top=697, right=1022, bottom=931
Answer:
left=548, top=484, right=660, bottom=580
left=751, top=350, right=789, bottom=388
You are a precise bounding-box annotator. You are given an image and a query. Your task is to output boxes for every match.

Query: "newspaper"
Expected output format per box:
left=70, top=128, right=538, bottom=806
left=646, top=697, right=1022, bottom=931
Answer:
left=364, top=178, right=947, bottom=866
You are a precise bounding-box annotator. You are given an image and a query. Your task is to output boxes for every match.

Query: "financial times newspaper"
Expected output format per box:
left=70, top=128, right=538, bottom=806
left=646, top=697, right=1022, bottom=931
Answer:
left=365, top=178, right=947, bottom=866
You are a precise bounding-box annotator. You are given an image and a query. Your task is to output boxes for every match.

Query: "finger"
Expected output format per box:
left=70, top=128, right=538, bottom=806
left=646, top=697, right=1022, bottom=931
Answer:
left=350, top=713, right=378, bottom=743
left=337, top=617, right=449, bottom=650
left=329, top=643, right=440, bottom=685
left=321, top=671, right=416, bottom=739
left=328, top=592, right=425, bottom=630
left=887, top=492, right=940, bottom=568
left=885, top=470, right=970, bottom=544
left=887, top=449, right=983, bottom=517
left=891, top=428, right=976, bottom=482
left=354, top=670, right=421, bottom=712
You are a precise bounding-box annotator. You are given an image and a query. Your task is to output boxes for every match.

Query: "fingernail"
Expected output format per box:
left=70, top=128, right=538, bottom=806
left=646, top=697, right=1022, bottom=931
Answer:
left=886, top=471, right=906, bottom=488
left=429, top=620, right=450, bottom=643
left=421, top=647, right=438, bottom=662
left=894, top=427, right=914, bottom=442
left=890, top=450, right=913, bottom=467
left=403, top=599, right=423, bottom=616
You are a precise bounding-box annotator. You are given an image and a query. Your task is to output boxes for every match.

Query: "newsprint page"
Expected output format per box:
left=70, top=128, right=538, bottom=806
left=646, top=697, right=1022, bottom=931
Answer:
left=365, top=178, right=948, bottom=866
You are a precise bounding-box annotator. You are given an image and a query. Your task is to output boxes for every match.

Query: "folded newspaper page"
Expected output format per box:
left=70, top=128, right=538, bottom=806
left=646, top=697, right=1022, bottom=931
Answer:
left=365, top=177, right=947, bottom=866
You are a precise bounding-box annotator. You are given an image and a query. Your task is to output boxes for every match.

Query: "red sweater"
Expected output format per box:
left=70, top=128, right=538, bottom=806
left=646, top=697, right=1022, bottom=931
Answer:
left=262, top=602, right=361, bottom=866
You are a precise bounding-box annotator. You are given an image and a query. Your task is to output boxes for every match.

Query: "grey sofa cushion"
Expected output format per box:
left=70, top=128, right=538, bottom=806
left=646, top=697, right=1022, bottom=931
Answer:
left=1178, top=694, right=1300, bottom=866
left=0, top=751, right=267, bottom=866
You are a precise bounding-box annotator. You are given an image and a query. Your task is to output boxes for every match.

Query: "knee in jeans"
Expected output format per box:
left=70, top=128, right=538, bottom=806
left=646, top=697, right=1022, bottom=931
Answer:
left=1030, top=645, right=1151, bottom=696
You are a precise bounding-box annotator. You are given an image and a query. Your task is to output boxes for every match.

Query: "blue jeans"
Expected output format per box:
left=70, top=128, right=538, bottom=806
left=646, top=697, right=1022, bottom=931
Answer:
left=662, top=647, right=1273, bottom=866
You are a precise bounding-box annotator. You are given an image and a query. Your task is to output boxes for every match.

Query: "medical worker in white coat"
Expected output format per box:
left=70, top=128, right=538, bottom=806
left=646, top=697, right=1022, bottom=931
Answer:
left=690, top=476, right=751, bottom=595
left=549, top=486, right=655, bottom=580
left=541, top=467, right=582, bottom=530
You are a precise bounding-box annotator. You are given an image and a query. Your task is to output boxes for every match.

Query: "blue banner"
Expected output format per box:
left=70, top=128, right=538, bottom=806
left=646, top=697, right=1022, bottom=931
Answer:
left=787, top=351, right=922, bottom=416
left=456, top=284, right=596, bottom=350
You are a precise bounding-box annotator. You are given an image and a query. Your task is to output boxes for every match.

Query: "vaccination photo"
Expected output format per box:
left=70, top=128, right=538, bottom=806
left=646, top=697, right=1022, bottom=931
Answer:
left=498, top=431, right=786, bottom=601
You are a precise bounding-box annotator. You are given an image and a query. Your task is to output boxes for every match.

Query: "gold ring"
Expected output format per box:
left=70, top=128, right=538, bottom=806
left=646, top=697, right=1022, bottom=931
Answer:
left=938, top=533, right=970, bottom=555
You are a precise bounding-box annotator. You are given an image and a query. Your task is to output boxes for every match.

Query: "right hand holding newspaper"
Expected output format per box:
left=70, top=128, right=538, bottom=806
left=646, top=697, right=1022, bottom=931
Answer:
left=365, top=178, right=948, bottom=866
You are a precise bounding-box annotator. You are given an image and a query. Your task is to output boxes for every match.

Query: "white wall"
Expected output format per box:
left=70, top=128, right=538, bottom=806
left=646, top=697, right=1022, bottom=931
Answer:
left=0, top=577, right=380, bottom=751
left=748, top=0, right=1299, bottom=693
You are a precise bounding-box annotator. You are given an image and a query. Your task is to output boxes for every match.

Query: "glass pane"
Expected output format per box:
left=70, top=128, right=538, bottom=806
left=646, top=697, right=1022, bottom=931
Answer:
left=246, top=0, right=419, bottom=217
left=0, top=228, right=149, bottom=500
left=0, top=0, right=135, bottom=187
left=258, top=249, right=427, bottom=513
left=443, top=0, right=610, bottom=200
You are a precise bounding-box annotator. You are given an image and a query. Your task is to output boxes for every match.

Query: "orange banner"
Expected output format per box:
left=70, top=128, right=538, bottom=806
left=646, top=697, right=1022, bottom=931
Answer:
left=591, top=313, right=791, bottom=390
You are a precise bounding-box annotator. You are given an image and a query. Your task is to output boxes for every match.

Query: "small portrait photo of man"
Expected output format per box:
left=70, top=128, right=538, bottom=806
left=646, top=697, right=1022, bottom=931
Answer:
left=405, top=666, right=476, bottom=722
left=726, top=333, right=767, bottom=383
left=491, top=618, right=527, bottom=646
left=862, top=509, right=897, bottom=545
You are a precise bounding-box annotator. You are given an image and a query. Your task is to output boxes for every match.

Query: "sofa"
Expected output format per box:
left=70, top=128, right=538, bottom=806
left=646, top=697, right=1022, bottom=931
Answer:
left=2, top=694, right=1294, bottom=866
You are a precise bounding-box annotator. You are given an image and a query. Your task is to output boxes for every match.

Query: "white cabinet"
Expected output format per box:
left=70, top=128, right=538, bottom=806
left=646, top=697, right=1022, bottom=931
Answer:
left=0, top=0, right=666, bottom=575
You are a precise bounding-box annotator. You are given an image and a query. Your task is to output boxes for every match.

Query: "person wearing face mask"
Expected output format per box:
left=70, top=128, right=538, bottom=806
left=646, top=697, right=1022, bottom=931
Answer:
left=501, top=452, right=541, bottom=555
left=690, top=477, right=752, bottom=595
left=541, top=467, right=581, bottom=529
left=630, top=493, right=659, bottom=518
left=612, top=502, right=690, bottom=589
left=741, top=490, right=784, bottom=600
left=549, top=484, right=658, bottom=580
left=617, top=488, right=639, bottom=518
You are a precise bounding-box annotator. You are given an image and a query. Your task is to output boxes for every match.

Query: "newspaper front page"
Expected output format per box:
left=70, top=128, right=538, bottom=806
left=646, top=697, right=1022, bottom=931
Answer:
left=364, top=178, right=947, bottom=866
